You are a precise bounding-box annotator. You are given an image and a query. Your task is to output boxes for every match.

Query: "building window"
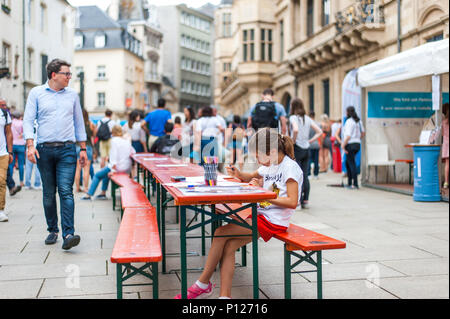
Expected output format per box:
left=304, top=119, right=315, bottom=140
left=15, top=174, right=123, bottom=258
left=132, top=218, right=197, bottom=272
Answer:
left=427, top=33, right=444, bottom=42
left=308, top=84, right=314, bottom=112
left=61, top=17, right=66, bottom=43
left=97, top=92, right=106, bottom=107
left=27, top=48, right=34, bottom=81
left=1, top=42, right=11, bottom=69
left=95, top=34, right=106, bottom=48
left=280, top=20, right=284, bottom=61
left=222, top=13, right=232, bottom=37
left=74, top=33, right=84, bottom=49
left=40, top=3, right=47, bottom=33
left=97, top=65, right=106, bottom=79
left=322, top=79, right=330, bottom=116
left=322, top=0, right=331, bottom=26
left=307, top=0, right=314, bottom=36
left=243, top=29, right=255, bottom=62
left=27, top=0, right=34, bottom=25
left=40, top=54, right=47, bottom=84
left=261, top=29, right=273, bottom=61
left=75, top=66, right=83, bottom=77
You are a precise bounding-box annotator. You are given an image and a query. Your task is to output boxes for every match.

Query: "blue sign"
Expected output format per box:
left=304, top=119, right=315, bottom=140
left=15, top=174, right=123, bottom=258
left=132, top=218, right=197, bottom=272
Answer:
left=368, top=92, right=448, bottom=118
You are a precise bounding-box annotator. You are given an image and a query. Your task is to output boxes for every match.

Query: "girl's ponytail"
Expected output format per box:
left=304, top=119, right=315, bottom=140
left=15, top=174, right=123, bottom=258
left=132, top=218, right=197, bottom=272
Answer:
left=280, top=134, right=295, bottom=161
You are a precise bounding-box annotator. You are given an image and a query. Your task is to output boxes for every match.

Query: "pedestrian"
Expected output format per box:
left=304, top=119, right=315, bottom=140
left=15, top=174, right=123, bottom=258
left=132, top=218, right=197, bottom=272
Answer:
left=141, top=98, right=172, bottom=151
left=23, top=58, right=87, bottom=250
left=75, top=109, right=96, bottom=193
left=331, top=119, right=342, bottom=173
left=0, top=98, right=14, bottom=222
left=341, top=106, right=365, bottom=189
left=193, top=106, right=224, bottom=165
left=181, top=106, right=197, bottom=160
left=225, top=115, right=246, bottom=171
left=171, top=116, right=183, bottom=141
left=308, top=111, right=320, bottom=179
left=319, top=114, right=332, bottom=173
left=24, top=121, right=41, bottom=190
left=122, top=110, right=147, bottom=153
left=442, top=103, right=449, bottom=189
left=175, top=128, right=302, bottom=299
left=97, top=109, right=116, bottom=168
left=247, top=88, right=287, bottom=135
left=289, top=98, right=322, bottom=208
left=81, top=125, right=135, bottom=200
left=9, top=111, right=26, bottom=188
left=150, top=122, right=180, bottom=155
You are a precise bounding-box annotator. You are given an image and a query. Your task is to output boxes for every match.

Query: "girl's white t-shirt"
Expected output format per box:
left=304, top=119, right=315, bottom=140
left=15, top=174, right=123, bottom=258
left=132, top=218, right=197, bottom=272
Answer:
left=257, top=156, right=303, bottom=227
left=289, top=115, right=312, bottom=149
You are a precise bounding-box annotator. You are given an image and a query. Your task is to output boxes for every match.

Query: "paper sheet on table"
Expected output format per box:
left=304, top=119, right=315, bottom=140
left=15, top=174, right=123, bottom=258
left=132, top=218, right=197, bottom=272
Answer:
left=155, top=164, right=188, bottom=167
left=177, top=185, right=264, bottom=196
left=164, top=180, right=246, bottom=188
left=143, top=158, right=168, bottom=161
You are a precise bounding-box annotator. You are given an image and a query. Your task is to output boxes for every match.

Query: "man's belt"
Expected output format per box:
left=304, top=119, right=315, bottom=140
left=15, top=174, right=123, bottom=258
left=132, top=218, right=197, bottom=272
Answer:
left=40, top=141, right=75, bottom=147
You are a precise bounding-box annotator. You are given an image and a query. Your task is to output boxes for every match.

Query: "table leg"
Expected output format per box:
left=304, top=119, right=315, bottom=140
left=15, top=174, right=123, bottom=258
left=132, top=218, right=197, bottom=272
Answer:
left=161, top=187, right=167, bottom=274
left=137, top=164, right=140, bottom=184
left=251, top=203, right=259, bottom=299
left=317, top=251, right=323, bottom=299
left=156, top=183, right=161, bottom=232
left=201, top=208, right=205, bottom=256
left=180, top=206, right=187, bottom=299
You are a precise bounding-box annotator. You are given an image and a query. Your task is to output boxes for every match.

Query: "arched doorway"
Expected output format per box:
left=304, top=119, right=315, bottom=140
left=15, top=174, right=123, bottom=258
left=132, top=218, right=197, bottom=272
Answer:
left=281, top=92, right=292, bottom=115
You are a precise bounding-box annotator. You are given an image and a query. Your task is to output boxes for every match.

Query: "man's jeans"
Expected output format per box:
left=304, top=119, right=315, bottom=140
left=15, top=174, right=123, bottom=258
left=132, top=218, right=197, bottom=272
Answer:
left=37, top=143, right=77, bottom=238
left=87, top=167, right=111, bottom=197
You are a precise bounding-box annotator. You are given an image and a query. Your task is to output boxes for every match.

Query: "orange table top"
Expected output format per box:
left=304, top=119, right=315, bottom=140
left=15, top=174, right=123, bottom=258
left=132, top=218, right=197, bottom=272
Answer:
left=134, top=153, right=277, bottom=206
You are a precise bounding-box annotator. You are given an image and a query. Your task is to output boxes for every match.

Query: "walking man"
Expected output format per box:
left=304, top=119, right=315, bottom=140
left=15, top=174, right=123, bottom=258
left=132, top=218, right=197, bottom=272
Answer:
left=141, top=98, right=172, bottom=150
left=23, top=59, right=87, bottom=250
left=0, top=98, right=13, bottom=222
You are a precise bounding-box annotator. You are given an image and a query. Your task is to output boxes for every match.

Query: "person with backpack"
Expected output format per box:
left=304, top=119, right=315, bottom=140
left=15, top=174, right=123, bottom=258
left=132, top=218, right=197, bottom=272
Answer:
left=0, top=98, right=14, bottom=222
left=97, top=109, right=116, bottom=168
left=247, top=88, right=287, bottom=135
left=150, top=122, right=180, bottom=155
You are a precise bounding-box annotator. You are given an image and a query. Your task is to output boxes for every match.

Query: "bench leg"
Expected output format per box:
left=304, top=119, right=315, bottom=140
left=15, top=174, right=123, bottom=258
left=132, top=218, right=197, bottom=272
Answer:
left=111, top=182, right=117, bottom=211
left=201, top=209, right=205, bottom=256
left=284, top=246, right=291, bottom=299
left=316, top=251, right=323, bottom=300
left=116, top=264, right=123, bottom=299
left=152, top=262, right=159, bottom=299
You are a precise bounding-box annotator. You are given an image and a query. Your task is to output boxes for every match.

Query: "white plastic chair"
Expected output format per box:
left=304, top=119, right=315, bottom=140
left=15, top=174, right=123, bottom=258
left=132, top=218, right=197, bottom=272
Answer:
left=367, top=144, right=396, bottom=183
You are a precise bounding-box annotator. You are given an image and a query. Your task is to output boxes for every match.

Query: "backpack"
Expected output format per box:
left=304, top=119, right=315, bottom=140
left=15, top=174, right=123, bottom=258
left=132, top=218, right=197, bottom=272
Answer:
left=97, top=119, right=111, bottom=141
left=157, top=135, right=180, bottom=155
left=251, top=101, right=278, bottom=131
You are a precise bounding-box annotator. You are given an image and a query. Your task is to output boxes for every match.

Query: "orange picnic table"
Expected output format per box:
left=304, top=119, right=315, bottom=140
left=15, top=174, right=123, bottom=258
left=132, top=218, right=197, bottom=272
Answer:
left=132, top=153, right=277, bottom=299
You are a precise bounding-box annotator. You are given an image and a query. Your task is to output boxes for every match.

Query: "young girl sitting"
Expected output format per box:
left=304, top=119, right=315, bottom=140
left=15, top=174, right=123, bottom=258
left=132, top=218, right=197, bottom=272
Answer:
left=175, top=128, right=303, bottom=299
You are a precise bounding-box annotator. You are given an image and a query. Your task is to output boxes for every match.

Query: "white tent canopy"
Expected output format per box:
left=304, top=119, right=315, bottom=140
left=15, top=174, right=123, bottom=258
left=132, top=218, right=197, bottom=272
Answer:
left=357, top=39, right=449, bottom=88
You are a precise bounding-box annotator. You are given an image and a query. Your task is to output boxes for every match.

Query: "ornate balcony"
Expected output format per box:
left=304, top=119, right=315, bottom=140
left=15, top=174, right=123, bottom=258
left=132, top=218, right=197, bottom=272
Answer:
left=335, top=0, right=385, bottom=34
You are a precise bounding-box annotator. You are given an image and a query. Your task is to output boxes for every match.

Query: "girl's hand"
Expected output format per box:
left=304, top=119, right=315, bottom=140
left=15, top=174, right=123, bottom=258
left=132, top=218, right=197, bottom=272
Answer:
left=226, top=165, right=239, bottom=178
left=249, top=178, right=262, bottom=187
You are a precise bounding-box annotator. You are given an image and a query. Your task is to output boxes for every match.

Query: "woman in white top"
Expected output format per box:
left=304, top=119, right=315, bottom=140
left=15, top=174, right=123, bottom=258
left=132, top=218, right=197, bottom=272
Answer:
left=289, top=98, right=322, bottom=208
left=181, top=106, right=197, bottom=160
left=193, top=106, right=224, bottom=165
left=82, top=125, right=136, bottom=200
left=122, top=110, right=147, bottom=153
left=341, top=106, right=365, bottom=189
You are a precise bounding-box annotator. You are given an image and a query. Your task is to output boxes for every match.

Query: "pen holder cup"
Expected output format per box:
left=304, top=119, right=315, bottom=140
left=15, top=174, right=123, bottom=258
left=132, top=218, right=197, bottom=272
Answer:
left=203, top=163, right=218, bottom=186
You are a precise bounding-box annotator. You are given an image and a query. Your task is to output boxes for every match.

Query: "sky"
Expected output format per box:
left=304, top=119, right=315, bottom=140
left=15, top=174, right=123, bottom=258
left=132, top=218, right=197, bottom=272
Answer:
left=68, top=0, right=221, bottom=10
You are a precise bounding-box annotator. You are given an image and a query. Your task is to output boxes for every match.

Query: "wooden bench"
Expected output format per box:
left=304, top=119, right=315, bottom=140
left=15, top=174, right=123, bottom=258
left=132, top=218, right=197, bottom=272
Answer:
left=110, top=207, right=162, bottom=299
left=110, top=173, right=142, bottom=211
left=274, top=224, right=346, bottom=299
left=119, top=186, right=152, bottom=218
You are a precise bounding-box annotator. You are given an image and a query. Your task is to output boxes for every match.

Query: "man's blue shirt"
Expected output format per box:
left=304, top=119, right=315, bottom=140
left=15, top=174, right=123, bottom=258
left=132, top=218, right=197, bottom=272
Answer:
left=144, top=108, right=171, bottom=137
left=23, top=83, right=87, bottom=144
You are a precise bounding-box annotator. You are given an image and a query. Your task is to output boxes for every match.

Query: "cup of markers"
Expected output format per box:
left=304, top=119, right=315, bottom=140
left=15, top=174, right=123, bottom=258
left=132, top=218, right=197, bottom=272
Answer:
left=204, top=156, right=218, bottom=186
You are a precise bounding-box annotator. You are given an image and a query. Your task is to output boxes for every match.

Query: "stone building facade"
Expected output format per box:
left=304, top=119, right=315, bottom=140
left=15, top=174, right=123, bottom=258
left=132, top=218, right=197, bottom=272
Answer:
left=214, top=0, right=449, bottom=120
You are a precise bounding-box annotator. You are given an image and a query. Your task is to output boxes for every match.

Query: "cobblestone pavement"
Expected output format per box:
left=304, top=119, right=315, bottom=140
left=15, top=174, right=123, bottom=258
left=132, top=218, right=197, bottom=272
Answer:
left=0, top=168, right=448, bottom=299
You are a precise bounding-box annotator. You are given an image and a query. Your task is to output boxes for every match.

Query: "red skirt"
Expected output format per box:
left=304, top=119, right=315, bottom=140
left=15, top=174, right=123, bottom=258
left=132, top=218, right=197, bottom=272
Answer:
left=249, top=214, right=288, bottom=242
